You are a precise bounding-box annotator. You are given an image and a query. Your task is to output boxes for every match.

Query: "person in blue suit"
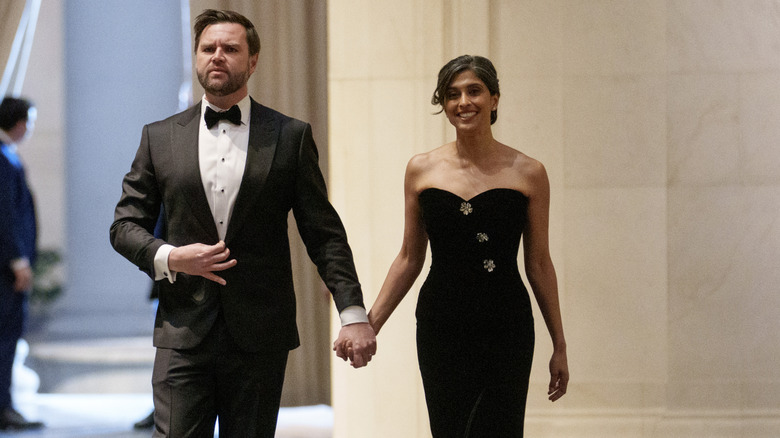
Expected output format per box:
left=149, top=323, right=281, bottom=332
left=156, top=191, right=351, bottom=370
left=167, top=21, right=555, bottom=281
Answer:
left=0, top=96, right=44, bottom=431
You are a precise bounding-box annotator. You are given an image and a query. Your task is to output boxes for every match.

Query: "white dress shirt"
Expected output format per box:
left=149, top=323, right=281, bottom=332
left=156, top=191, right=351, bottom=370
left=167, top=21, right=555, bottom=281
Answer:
left=152, top=96, right=366, bottom=326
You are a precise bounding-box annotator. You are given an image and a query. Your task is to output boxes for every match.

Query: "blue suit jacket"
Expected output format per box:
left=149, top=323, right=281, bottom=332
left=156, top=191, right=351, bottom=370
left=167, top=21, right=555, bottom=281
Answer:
left=0, top=142, right=37, bottom=291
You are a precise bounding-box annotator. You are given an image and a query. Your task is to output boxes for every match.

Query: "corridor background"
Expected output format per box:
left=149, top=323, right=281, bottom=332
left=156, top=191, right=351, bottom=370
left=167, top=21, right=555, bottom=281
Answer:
left=6, top=1, right=779, bottom=437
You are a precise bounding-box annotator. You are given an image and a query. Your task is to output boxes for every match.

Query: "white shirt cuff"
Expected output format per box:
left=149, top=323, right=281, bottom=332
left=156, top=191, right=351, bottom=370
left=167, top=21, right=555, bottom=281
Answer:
left=154, top=244, right=177, bottom=283
left=11, top=257, right=30, bottom=272
left=339, top=305, right=369, bottom=326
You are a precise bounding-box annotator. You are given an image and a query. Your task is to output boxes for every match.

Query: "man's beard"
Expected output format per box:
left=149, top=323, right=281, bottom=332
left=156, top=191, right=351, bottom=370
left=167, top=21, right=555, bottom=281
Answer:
left=197, top=68, right=249, bottom=97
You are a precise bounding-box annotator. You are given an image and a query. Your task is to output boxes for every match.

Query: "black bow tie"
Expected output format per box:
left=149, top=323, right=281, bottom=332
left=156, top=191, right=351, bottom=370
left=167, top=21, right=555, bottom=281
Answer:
left=204, top=105, right=241, bottom=129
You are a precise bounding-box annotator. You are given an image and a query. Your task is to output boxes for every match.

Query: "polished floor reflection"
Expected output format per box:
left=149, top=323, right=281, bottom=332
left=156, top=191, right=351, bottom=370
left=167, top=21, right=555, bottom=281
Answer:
left=0, top=394, right=332, bottom=438
left=8, top=336, right=333, bottom=437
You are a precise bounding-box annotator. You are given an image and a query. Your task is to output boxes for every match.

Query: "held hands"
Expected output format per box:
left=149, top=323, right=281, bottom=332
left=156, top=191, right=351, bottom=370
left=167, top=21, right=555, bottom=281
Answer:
left=168, top=241, right=237, bottom=285
left=333, top=322, right=377, bottom=368
left=548, top=349, right=569, bottom=402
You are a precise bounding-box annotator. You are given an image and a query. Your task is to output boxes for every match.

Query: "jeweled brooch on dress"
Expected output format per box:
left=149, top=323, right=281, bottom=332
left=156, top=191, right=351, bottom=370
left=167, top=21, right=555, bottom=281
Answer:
left=460, top=202, right=473, bottom=215
left=476, top=233, right=489, bottom=243
left=483, top=259, right=495, bottom=272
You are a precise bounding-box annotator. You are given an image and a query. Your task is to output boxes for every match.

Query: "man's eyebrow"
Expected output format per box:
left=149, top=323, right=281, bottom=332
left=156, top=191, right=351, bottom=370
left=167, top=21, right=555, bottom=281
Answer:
left=200, top=41, right=241, bottom=47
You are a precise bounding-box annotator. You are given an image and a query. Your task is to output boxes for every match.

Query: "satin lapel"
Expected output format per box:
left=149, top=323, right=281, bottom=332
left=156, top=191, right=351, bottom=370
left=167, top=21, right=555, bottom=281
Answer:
left=224, top=99, right=278, bottom=244
left=174, top=103, right=219, bottom=241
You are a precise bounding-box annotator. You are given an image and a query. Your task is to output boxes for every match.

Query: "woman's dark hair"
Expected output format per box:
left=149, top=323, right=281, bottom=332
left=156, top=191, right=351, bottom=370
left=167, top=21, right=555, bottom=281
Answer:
left=193, top=9, right=261, bottom=56
left=431, top=55, right=500, bottom=124
left=0, top=97, right=33, bottom=131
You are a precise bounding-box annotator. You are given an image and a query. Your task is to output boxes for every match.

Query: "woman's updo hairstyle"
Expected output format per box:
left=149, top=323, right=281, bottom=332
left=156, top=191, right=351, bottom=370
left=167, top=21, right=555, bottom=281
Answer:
left=431, top=55, right=500, bottom=124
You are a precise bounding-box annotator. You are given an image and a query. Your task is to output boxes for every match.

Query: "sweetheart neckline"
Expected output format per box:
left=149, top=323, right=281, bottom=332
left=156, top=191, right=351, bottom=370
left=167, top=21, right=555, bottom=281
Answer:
left=419, top=187, right=528, bottom=202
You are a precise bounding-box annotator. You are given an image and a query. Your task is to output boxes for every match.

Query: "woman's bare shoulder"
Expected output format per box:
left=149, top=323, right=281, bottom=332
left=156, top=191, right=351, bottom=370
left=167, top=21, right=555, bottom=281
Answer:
left=405, top=144, right=454, bottom=192
left=407, top=143, right=453, bottom=173
left=501, top=145, right=542, bottom=175
left=497, top=145, right=549, bottom=194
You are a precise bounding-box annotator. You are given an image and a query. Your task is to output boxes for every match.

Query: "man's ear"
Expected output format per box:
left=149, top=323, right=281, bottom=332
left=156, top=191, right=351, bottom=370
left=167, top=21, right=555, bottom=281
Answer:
left=9, top=119, right=28, bottom=142
left=248, top=54, right=259, bottom=76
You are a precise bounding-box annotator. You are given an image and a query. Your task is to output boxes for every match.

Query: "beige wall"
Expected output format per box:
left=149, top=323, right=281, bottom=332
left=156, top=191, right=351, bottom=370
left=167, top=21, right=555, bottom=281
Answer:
left=13, top=0, right=65, bottom=251
left=329, top=1, right=780, bottom=437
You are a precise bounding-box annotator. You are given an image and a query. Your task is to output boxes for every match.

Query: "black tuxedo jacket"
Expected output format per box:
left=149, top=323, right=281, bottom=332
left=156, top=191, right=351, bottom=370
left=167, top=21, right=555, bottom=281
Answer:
left=110, top=99, right=364, bottom=352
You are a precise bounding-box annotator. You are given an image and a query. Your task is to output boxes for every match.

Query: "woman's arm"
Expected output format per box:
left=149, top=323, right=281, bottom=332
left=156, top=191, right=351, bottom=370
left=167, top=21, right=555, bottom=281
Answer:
left=368, top=155, right=430, bottom=335
left=522, top=160, right=569, bottom=401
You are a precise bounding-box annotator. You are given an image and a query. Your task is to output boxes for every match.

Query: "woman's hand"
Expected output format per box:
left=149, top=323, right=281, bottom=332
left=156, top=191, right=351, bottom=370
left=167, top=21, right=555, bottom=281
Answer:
left=548, top=349, right=569, bottom=402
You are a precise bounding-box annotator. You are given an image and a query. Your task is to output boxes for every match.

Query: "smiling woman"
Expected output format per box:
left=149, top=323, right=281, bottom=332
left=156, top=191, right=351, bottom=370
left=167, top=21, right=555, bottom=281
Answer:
left=366, top=54, right=568, bottom=437
left=441, top=69, right=498, bottom=137
left=432, top=54, right=500, bottom=125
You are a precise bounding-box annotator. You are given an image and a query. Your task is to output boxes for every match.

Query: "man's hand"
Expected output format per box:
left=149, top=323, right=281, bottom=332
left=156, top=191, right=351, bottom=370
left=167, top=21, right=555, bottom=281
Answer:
left=168, top=241, right=237, bottom=285
left=12, top=265, right=33, bottom=293
left=333, top=322, right=377, bottom=368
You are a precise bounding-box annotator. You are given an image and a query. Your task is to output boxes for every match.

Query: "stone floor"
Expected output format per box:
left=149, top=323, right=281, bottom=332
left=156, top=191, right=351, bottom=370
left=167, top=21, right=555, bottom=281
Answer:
left=2, top=395, right=332, bottom=437
left=3, top=338, right=332, bottom=437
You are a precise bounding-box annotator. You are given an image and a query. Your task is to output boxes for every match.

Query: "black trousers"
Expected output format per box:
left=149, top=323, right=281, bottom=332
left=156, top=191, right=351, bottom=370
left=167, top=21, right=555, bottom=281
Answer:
left=151, top=314, right=289, bottom=438
left=0, top=286, right=25, bottom=411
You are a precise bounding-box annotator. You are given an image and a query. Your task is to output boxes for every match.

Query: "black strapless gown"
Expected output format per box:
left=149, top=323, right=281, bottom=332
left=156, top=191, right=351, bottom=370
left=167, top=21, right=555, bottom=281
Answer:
left=416, top=188, right=535, bottom=438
